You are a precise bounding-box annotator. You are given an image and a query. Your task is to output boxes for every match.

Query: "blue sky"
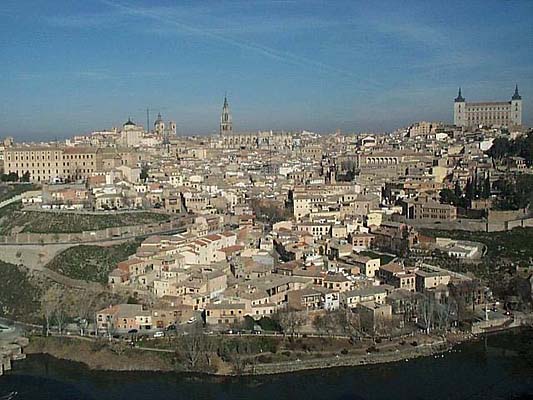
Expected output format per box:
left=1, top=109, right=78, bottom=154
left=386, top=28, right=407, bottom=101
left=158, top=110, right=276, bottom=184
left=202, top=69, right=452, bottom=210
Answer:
left=1, top=0, right=532, bottom=140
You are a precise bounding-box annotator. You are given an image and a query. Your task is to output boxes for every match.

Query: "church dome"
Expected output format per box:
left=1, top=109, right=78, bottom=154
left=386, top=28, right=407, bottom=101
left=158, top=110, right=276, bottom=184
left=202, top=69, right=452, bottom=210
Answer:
left=123, top=118, right=136, bottom=127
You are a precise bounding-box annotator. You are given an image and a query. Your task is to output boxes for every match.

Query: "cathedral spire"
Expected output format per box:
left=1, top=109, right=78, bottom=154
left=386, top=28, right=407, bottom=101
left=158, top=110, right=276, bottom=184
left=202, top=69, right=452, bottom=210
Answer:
left=455, top=87, right=465, bottom=102
left=220, top=94, right=232, bottom=135
left=512, top=84, right=521, bottom=100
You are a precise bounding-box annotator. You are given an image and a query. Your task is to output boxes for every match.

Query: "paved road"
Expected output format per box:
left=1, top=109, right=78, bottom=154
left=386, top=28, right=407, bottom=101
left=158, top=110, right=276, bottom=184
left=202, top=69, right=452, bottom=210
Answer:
left=0, top=195, right=22, bottom=209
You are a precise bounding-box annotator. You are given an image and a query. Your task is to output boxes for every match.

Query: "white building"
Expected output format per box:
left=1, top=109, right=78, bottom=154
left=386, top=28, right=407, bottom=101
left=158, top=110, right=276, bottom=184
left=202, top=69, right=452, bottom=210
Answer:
left=453, top=86, right=522, bottom=128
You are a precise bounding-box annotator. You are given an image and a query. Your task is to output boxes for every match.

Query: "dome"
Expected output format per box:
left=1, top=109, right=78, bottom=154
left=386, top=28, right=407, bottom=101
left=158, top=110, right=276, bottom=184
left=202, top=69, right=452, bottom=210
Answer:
left=123, top=118, right=136, bottom=127
left=154, top=113, right=164, bottom=125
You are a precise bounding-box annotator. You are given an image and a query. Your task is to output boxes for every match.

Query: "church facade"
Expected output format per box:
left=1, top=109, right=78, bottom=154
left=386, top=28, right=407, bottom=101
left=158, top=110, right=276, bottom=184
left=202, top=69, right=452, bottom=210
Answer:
left=453, top=86, right=522, bottom=128
left=217, top=96, right=294, bottom=150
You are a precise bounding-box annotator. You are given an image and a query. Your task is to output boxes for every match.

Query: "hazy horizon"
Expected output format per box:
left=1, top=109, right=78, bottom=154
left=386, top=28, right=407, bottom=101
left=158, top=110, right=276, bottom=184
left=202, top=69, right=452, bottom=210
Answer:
left=1, top=0, right=532, bottom=141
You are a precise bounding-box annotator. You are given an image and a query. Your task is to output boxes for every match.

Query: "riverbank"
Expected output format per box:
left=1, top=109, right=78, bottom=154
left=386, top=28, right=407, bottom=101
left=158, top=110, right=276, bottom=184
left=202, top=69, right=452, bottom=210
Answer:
left=4, top=329, right=533, bottom=400
left=23, top=332, right=469, bottom=376
left=25, top=336, right=175, bottom=372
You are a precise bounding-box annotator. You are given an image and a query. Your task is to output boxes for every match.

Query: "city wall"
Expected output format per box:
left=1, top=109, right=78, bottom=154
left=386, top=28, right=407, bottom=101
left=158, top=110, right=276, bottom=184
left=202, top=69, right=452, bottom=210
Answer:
left=0, top=219, right=188, bottom=245
left=404, top=217, right=533, bottom=233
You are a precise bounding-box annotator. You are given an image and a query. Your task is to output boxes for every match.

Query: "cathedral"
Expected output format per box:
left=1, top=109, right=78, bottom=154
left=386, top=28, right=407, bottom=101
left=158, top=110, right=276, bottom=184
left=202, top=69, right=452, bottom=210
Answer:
left=453, top=86, right=522, bottom=128
left=153, top=113, right=177, bottom=144
left=217, top=96, right=294, bottom=150
left=220, top=96, right=232, bottom=135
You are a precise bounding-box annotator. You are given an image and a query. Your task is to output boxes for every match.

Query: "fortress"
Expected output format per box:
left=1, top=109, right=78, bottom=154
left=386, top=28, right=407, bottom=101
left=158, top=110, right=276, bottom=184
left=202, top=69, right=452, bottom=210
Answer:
left=453, top=86, right=522, bottom=128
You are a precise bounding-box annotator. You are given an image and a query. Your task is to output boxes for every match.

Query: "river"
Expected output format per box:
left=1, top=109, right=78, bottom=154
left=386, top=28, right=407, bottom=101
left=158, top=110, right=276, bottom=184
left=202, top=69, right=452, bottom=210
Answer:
left=1, top=329, right=532, bottom=400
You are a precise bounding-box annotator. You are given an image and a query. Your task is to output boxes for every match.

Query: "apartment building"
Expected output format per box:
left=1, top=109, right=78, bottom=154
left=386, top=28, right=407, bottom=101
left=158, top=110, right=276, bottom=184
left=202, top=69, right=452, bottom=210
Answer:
left=4, top=145, right=97, bottom=182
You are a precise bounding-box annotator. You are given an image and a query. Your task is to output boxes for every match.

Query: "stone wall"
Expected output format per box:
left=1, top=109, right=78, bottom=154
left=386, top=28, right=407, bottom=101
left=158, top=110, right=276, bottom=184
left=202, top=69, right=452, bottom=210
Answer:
left=403, top=216, right=533, bottom=233
left=0, top=219, right=188, bottom=245
left=243, top=339, right=448, bottom=375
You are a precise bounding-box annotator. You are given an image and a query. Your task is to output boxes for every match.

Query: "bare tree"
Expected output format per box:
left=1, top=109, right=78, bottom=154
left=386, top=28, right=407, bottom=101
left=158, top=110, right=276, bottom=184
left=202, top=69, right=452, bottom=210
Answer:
left=176, top=325, right=211, bottom=371
left=54, top=298, right=67, bottom=335
left=313, top=313, right=335, bottom=336
left=419, top=295, right=435, bottom=334
left=344, top=309, right=363, bottom=342
left=74, top=290, right=98, bottom=336
left=41, top=287, right=61, bottom=336
left=109, top=341, right=127, bottom=356
left=277, top=309, right=306, bottom=338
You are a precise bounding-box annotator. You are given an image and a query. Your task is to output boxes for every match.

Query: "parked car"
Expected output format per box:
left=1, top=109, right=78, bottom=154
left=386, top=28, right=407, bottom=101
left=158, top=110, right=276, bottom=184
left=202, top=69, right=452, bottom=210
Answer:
left=153, top=331, right=164, bottom=338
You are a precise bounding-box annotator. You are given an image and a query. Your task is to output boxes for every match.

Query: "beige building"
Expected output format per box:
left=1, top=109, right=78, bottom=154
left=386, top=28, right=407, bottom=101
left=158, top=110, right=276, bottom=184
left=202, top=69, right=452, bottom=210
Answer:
left=3, top=146, right=97, bottom=183
left=415, top=269, right=451, bottom=292
left=453, top=86, right=522, bottom=128
left=404, top=196, right=457, bottom=221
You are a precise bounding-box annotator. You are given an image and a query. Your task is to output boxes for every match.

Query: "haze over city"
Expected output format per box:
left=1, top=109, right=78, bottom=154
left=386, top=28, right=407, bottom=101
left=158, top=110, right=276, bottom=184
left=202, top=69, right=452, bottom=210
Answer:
left=1, top=0, right=532, bottom=140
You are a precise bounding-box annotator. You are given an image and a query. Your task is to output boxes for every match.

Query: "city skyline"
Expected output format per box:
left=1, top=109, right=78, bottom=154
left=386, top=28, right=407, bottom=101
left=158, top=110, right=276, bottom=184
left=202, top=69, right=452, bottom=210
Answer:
left=1, top=0, right=532, bottom=140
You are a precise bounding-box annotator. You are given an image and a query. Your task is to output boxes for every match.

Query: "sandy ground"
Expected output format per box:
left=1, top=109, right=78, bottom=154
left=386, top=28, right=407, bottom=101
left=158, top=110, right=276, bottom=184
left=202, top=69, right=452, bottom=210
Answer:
left=0, top=244, right=76, bottom=269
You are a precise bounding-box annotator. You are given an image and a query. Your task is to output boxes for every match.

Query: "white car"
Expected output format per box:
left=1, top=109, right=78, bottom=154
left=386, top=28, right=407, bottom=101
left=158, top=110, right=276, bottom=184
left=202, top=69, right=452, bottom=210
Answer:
left=153, top=331, right=164, bottom=338
left=187, top=317, right=197, bottom=324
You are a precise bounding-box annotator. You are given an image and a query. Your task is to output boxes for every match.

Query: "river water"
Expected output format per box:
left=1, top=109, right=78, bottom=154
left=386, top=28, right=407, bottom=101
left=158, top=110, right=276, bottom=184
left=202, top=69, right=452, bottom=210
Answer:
left=1, top=329, right=532, bottom=400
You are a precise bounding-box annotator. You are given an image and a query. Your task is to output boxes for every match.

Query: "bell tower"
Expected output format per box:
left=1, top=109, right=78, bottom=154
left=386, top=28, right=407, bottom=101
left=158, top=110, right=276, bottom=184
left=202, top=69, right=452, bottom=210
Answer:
left=510, top=84, right=522, bottom=126
left=220, top=95, right=232, bottom=135
left=454, top=87, right=466, bottom=127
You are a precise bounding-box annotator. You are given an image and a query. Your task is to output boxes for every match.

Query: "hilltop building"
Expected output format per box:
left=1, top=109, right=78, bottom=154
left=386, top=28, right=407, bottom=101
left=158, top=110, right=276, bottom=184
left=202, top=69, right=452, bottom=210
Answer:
left=453, top=86, right=522, bottom=128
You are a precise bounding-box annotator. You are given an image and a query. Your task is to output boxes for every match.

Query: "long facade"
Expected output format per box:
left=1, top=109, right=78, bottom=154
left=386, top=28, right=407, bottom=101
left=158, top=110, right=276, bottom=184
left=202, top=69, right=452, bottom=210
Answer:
left=3, top=146, right=97, bottom=183
left=453, top=86, right=522, bottom=128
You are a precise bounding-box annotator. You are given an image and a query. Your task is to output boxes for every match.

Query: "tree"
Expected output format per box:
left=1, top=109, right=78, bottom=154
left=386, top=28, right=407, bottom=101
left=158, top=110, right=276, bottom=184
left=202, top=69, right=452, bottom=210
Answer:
left=140, top=164, right=150, bottom=181
left=109, top=341, right=127, bottom=356
left=343, top=309, right=363, bottom=342
left=1, top=172, right=18, bottom=182
left=175, top=324, right=212, bottom=371
left=54, top=296, right=68, bottom=335
left=454, top=181, right=462, bottom=198
left=440, top=188, right=459, bottom=206
left=482, top=175, right=491, bottom=199
left=21, top=171, right=31, bottom=183
left=74, top=290, right=98, bottom=336
left=487, top=137, right=511, bottom=161
left=41, top=287, right=62, bottom=336
left=434, top=298, right=458, bottom=332
left=277, top=309, right=306, bottom=338
left=419, top=295, right=435, bottom=334
left=313, top=313, right=336, bottom=336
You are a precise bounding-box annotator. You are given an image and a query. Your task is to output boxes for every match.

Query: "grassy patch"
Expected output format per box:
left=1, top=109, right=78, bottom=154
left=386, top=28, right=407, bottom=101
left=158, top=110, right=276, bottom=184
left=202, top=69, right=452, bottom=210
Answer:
left=0, top=261, right=42, bottom=322
left=419, top=228, right=533, bottom=301
left=0, top=210, right=170, bottom=235
left=0, top=183, right=38, bottom=203
left=420, top=227, right=533, bottom=265
left=0, top=201, right=22, bottom=224
left=45, top=239, right=142, bottom=283
left=359, top=250, right=395, bottom=265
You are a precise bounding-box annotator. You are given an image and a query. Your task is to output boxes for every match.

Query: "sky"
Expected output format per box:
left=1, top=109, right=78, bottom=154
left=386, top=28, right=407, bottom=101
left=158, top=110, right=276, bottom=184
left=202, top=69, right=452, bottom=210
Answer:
left=1, top=0, right=532, bottom=140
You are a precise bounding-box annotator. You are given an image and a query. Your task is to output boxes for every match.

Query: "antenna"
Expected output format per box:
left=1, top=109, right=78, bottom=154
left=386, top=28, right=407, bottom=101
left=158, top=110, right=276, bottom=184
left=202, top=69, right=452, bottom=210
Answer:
left=141, top=107, right=168, bottom=133
left=146, top=108, right=150, bottom=133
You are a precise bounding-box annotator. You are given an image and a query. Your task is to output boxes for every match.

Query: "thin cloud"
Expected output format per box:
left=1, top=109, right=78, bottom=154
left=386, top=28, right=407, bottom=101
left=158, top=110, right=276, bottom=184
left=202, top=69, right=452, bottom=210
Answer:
left=99, top=0, right=383, bottom=91
left=45, top=14, right=123, bottom=28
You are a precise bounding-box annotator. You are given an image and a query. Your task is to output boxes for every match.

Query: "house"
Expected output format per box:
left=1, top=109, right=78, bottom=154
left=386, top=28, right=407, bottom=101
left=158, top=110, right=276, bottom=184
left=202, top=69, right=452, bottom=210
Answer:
left=358, top=302, right=393, bottom=334
left=349, top=254, right=381, bottom=278
left=205, top=302, right=246, bottom=325
left=341, top=286, right=390, bottom=309
left=323, top=273, right=352, bottom=292
left=96, top=304, right=152, bottom=334
left=378, top=263, right=416, bottom=292
left=415, top=269, right=451, bottom=292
